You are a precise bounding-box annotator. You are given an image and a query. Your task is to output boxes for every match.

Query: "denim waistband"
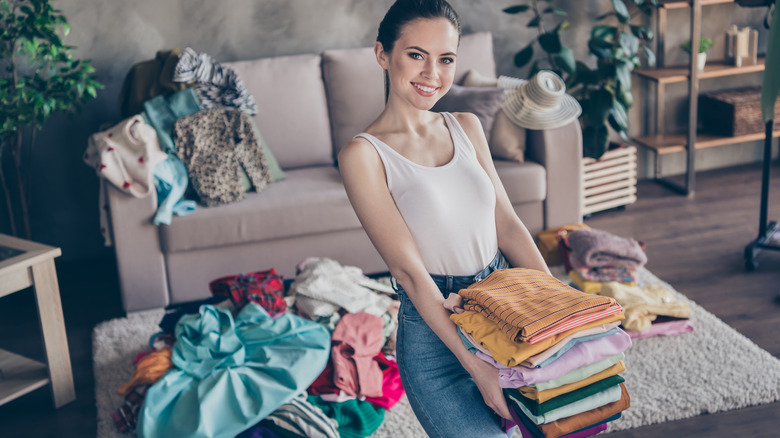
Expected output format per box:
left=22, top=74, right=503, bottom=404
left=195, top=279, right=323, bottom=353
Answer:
left=392, top=251, right=509, bottom=296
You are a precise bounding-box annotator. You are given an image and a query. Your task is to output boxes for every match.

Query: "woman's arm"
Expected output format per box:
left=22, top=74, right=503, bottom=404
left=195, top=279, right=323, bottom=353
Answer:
left=455, top=112, right=551, bottom=275
left=338, top=137, right=513, bottom=420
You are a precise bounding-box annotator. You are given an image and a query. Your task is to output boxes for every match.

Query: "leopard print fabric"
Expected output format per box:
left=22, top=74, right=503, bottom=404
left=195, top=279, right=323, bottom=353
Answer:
left=174, top=106, right=271, bottom=207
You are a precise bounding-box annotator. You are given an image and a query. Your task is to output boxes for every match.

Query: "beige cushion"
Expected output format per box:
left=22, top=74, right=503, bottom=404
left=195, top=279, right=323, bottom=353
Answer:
left=463, top=69, right=526, bottom=163
left=159, top=166, right=361, bottom=254
left=224, top=54, right=333, bottom=169
left=490, top=110, right=527, bottom=163
left=322, top=47, right=386, bottom=162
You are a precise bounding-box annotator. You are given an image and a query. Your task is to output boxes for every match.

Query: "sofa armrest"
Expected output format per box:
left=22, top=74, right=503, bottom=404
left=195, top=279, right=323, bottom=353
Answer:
left=106, top=184, right=169, bottom=312
left=526, top=121, right=583, bottom=229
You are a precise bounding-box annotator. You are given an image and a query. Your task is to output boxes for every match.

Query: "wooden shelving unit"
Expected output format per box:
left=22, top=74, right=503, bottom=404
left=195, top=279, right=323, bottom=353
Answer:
left=634, top=0, right=767, bottom=196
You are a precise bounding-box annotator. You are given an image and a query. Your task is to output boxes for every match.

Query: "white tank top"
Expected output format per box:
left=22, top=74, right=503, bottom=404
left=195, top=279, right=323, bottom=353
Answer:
left=355, top=112, right=498, bottom=275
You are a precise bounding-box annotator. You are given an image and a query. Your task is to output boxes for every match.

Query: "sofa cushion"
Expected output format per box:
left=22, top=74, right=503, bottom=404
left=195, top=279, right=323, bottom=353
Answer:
left=431, top=84, right=504, bottom=143
left=494, top=160, right=546, bottom=204
left=160, top=166, right=360, bottom=254
left=224, top=54, right=333, bottom=170
left=323, top=31, right=497, bottom=161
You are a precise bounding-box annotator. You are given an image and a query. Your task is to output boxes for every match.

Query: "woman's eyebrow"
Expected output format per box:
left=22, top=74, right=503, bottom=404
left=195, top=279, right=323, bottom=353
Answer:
left=405, top=46, right=457, bottom=57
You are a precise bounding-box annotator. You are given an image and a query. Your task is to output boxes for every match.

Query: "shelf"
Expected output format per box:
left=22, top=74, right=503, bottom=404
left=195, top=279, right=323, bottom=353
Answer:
left=659, top=0, right=734, bottom=9
left=635, top=57, right=765, bottom=84
left=634, top=130, right=780, bottom=154
left=0, top=349, right=50, bottom=406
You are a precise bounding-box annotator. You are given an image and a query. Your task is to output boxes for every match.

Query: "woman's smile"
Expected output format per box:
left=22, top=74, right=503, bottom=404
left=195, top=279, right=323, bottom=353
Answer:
left=412, top=82, right=439, bottom=97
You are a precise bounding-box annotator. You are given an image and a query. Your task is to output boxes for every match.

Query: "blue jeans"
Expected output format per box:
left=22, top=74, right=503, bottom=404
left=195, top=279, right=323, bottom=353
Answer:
left=392, top=252, right=512, bottom=438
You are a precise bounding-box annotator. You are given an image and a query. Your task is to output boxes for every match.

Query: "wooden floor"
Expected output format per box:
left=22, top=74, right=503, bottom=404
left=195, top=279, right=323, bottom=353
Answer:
left=0, top=162, right=778, bottom=437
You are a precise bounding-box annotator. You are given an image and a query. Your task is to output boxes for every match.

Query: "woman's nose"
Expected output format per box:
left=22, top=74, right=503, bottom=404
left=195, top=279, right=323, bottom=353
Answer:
left=422, top=59, right=437, bottom=79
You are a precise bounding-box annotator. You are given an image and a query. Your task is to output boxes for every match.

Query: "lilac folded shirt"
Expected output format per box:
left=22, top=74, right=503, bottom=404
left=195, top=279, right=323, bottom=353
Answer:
left=478, top=328, right=632, bottom=388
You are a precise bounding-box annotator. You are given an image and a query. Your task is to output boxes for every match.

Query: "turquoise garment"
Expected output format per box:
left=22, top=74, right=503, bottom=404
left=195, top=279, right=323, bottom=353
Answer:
left=143, top=88, right=201, bottom=155
left=307, top=395, right=385, bottom=438
left=506, top=383, right=622, bottom=425
left=137, top=303, right=330, bottom=438
left=142, top=88, right=201, bottom=225
left=152, top=156, right=197, bottom=225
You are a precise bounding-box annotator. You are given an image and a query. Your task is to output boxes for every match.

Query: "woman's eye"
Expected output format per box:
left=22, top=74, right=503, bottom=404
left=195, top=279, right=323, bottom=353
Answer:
left=409, top=52, right=423, bottom=60
left=440, top=57, right=454, bottom=64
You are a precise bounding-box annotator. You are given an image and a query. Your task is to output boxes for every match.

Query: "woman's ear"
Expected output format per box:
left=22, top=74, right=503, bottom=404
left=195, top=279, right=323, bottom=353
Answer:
left=374, top=41, right=389, bottom=70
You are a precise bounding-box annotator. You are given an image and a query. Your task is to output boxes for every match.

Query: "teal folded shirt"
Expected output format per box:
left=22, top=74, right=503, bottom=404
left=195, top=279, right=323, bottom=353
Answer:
left=138, top=303, right=330, bottom=438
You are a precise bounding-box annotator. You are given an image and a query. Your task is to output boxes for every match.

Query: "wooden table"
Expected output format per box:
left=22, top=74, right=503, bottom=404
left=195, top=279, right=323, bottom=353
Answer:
left=0, top=234, right=75, bottom=408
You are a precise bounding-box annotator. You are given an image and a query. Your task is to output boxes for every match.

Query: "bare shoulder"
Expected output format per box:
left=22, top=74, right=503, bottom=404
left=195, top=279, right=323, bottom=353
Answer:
left=339, top=136, right=380, bottom=168
left=450, top=112, right=490, bottom=155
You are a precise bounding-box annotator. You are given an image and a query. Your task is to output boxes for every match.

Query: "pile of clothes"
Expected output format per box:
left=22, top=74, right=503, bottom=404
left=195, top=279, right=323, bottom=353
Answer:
left=445, top=268, right=631, bottom=438
left=112, top=259, right=403, bottom=438
left=561, top=228, right=694, bottom=338
left=86, top=47, right=286, bottom=246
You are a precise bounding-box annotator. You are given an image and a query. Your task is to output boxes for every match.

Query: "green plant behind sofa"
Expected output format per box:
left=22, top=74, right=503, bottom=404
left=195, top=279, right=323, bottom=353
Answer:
left=0, top=0, right=102, bottom=237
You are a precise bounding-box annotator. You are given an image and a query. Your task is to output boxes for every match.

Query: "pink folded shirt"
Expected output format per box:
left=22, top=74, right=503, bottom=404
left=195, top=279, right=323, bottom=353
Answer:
left=478, top=329, right=632, bottom=388
left=526, top=304, right=624, bottom=344
left=628, top=319, right=694, bottom=340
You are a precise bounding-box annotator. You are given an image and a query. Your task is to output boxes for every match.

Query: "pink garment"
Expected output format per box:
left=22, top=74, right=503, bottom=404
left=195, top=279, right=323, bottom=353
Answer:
left=526, top=304, right=624, bottom=344
left=443, top=293, right=465, bottom=314
left=331, top=312, right=385, bottom=398
left=521, top=321, right=621, bottom=368
left=479, top=329, right=632, bottom=388
left=365, top=354, right=405, bottom=410
left=628, top=319, right=694, bottom=340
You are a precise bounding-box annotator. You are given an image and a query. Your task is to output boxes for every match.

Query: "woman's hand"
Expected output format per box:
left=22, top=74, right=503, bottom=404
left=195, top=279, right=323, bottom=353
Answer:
left=462, top=353, right=513, bottom=420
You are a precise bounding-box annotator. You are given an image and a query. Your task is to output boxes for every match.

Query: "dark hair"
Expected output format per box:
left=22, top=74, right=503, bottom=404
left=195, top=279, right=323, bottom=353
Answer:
left=377, top=0, right=461, bottom=102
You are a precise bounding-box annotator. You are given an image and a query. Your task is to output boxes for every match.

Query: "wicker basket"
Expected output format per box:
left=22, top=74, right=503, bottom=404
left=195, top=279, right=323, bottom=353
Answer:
left=700, top=87, right=780, bottom=137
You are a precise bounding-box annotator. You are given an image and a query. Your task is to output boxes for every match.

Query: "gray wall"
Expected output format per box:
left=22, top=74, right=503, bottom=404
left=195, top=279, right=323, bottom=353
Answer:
left=11, top=0, right=769, bottom=260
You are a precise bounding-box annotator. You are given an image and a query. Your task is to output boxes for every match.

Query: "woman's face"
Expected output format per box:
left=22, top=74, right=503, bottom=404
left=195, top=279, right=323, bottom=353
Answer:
left=378, top=18, right=459, bottom=111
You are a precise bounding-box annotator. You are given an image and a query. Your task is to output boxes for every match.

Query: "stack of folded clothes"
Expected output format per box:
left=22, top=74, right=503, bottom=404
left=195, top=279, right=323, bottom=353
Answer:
left=446, top=268, right=631, bottom=438
left=561, top=228, right=693, bottom=338
left=563, top=228, right=647, bottom=294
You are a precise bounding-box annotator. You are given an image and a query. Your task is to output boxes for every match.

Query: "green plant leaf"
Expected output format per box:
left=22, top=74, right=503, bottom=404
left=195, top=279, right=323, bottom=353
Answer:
left=608, top=99, right=629, bottom=132
left=618, top=89, right=634, bottom=108
left=630, top=24, right=653, bottom=41
left=527, top=16, right=540, bottom=28
left=583, top=124, right=610, bottom=159
left=619, top=32, right=639, bottom=55
left=528, top=59, right=541, bottom=78
left=589, top=38, right=614, bottom=59
left=514, top=44, right=534, bottom=68
left=611, top=0, right=630, bottom=23
left=592, top=25, right=617, bottom=42
left=642, top=45, right=656, bottom=67
left=616, top=61, right=632, bottom=93
left=503, top=5, right=531, bottom=14
left=553, top=46, right=576, bottom=74
left=543, top=6, right=567, bottom=15
left=538, top=31, right=562, bottom=54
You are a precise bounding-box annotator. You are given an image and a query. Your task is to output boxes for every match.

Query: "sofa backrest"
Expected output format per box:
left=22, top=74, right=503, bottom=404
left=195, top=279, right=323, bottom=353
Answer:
left=225, top=54, right=334, bottom=170
left=323, top=31, right=496, bottom=161
left=225, top=32, right=496, bottom=170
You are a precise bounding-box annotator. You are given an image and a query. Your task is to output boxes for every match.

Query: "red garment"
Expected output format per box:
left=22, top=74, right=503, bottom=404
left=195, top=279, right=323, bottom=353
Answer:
left=308, top=361, right=339, bottom=396
left=331, top=312, right=385, bottom=398
left=208, top=268, right=287, bottom=315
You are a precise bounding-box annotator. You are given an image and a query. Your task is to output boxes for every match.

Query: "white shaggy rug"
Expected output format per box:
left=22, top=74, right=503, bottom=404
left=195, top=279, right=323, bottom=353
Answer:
left=93, top=268, right=780, bottom=437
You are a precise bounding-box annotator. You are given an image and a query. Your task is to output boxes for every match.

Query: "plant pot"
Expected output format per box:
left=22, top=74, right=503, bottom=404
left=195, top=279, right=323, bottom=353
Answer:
left=697, top=52, right=707, bottom=71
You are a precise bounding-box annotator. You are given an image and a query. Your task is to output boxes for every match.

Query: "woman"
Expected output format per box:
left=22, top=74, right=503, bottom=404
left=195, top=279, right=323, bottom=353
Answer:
left=338, top=0, right=551, bottom=436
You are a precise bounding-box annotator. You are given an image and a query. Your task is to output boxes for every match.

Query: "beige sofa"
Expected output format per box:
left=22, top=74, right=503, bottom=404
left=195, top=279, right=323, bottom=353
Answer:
left=107, top=32, right=583, bottom=313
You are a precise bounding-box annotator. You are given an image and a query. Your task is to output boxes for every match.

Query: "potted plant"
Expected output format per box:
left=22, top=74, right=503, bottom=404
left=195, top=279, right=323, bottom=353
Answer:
left=0, top=0, right=102, bottom=238
left=680, top=36, right=714, bottom=70
left=503, top=0, right=659, bottom=159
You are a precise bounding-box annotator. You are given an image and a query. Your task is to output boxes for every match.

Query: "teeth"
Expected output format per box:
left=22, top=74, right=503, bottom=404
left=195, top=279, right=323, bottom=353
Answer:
left=414, top=83, right=436, bottom=93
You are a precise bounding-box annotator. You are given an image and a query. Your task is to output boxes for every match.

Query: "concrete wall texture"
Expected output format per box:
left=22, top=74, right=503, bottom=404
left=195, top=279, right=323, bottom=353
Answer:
left=11, top=0, right=769, bottom=260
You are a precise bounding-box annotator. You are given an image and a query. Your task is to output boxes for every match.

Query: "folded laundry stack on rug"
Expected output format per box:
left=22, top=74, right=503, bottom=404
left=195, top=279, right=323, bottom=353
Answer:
left=110, top=259, right=404, bottom=438
left=561, top=228, right=693, bottom=338
left=447, top=268, right=631, bottom=438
